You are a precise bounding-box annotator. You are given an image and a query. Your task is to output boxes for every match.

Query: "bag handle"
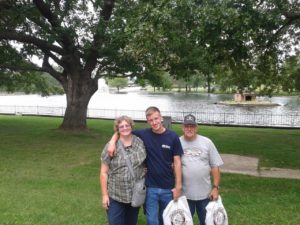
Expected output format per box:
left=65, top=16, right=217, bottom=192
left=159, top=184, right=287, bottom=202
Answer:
left=118, top=139, right=136, bottom=180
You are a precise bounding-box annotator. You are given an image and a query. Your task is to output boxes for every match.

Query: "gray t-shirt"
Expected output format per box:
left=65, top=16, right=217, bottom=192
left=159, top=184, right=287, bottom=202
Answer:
left=180, top=134, right=223, bottom=200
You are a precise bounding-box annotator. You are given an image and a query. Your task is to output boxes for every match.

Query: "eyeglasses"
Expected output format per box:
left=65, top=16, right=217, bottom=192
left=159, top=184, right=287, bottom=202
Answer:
left=118, top=124, right=131, bottom=130
left=184, top=125, right=197, bottom=129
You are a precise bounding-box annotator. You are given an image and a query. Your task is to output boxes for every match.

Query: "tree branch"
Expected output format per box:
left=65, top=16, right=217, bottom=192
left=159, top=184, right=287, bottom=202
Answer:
left=33, top=0, right=74, bottom=50
left=266, top=16, right=297, bottom=48
left=283, top=12, right=300, bottom=21
left=100, top=0, right=115, bottom=21
left=33, top=0, right=60, bottom=28
left=263, top=0, right=300, bottom=49
left=0, top=55, right=63, bottom=78
left=0, top=31, right=65, bottom=55
left=43, top=50, right=65, bottom=68
left=84, top=0, right=115, bottom=74
left=42, top=54, right=64, bottom=83
left=0, top=62, right=43, bottom=73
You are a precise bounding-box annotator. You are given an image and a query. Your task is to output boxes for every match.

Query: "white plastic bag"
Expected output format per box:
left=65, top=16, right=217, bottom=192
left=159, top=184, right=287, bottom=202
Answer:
left=205, top=195, right=228, bottom=225
left=163, top=195, right=194, bottom=225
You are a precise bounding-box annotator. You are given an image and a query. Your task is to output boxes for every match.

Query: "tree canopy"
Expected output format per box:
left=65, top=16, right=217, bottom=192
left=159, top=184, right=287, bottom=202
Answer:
left=122, top=0, right=300, bottom=93
left=281, top=55, right=300, bottom=92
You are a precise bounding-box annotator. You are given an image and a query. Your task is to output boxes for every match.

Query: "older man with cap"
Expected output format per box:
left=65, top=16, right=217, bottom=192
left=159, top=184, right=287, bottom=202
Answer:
left=180, top=114, right=224, bottom=225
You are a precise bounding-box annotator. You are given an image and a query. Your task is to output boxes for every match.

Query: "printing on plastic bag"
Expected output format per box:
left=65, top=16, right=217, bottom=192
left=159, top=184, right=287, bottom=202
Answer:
left=205, top=195, right=228, bottom=225
left=163, top=195, right=194, bottom=225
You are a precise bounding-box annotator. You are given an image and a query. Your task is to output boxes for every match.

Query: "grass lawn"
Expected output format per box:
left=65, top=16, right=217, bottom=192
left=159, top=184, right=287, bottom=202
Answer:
left=0, top=115, right=300, bottom=225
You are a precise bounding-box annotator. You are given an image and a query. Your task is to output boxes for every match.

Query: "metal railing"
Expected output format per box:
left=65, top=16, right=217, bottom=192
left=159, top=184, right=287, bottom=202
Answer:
left=0, top=105, right=299, bottom=128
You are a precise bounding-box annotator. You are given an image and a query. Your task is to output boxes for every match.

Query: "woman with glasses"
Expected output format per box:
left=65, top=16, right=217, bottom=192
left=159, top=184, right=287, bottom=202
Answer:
left=100, top=115, right=146, bottom=225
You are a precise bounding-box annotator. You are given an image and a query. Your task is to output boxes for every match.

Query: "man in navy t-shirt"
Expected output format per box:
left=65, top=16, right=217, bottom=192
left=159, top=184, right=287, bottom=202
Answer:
left=107, top=106, right=183, bottom=225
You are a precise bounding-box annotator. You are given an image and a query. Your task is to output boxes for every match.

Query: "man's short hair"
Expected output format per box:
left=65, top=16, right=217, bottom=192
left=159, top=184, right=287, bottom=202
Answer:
left=145, top=106, right=161, bottom=118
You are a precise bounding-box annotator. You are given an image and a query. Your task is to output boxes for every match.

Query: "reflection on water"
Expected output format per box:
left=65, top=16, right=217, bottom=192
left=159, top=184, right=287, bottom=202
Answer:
left=0, top=90, right=299, bottom=115
left=90, top=91, right=300, bottom=115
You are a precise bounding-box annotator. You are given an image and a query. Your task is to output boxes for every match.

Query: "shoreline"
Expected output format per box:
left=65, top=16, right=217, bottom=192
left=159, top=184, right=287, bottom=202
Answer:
left=217, top=100, right=281, bottom=106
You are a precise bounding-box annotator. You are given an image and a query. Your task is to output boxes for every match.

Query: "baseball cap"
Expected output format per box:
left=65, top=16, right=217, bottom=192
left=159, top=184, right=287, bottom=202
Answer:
left=183, top=114, right=196, bottom=125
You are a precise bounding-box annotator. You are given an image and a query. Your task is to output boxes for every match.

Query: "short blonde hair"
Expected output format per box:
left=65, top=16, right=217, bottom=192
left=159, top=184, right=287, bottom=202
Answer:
left=145, top=106, right=161, bottom=118
left=114, top=115, right=134, bottom=132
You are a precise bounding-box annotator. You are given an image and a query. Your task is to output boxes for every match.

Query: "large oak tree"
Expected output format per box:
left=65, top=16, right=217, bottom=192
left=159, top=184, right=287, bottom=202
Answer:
left=0, top=0, right=141, bottom=130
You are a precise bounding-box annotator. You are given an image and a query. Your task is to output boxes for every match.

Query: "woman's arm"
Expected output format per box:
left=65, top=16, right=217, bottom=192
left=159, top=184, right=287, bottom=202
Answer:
left=100, top=163, right=110, bottom=209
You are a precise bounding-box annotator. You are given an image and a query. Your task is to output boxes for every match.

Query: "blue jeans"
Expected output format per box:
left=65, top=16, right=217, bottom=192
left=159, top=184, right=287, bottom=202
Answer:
left=145, top=187, right=173, bottom=225
left=107, top=197, right=140, bottom=225
left=187, top=198, right=210, bottom=225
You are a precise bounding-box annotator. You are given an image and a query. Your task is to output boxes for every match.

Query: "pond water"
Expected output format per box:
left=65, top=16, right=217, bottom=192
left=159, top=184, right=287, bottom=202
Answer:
left=0, top=88, right=299, bottom=115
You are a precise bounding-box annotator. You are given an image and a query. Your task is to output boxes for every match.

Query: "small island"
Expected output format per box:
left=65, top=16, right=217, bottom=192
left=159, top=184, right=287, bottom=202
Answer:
left=218, top=91, right=281, bottom=106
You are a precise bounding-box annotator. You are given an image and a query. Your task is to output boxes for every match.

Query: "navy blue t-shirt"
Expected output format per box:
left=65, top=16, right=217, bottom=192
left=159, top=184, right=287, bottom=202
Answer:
left=133, top=128, right=183, bottom=189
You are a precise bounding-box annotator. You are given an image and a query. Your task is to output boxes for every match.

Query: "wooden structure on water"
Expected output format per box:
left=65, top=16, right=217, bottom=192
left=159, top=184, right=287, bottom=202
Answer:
left=234, top=91, right=256, bottom=102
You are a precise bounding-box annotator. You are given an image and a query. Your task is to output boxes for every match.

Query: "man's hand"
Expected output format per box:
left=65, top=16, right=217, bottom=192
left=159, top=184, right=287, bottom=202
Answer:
left=172, top=186, right=182, bottom=201
left=107, top=142, right=116, bottom=157
left=209, top=187, right=219, bottom=201
left=172, top=155, right=182, bottom=201
left=210, top=167, right=220, bottom=201
left=107, top=132, right=119, bottom=157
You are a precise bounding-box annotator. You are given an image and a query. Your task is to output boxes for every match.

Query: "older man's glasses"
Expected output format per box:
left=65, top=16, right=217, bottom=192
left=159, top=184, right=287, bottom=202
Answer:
left=184, top=124, right=197, bottom=129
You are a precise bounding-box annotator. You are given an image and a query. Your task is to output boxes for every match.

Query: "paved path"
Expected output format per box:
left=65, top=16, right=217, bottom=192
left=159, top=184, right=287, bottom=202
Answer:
left=221, top=154, right=300, bottom=180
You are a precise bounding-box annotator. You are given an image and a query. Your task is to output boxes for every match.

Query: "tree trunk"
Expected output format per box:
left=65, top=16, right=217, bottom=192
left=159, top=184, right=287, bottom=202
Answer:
left=206, top=73, right=211, bottom=93
left=60, top=75, right=98, bottom=130
left=207, top=81, right=211, bottom=93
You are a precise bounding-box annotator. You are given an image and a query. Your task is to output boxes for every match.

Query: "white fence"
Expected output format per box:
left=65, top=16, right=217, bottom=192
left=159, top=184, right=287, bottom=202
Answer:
left=1, top=105, right=300, bottom=128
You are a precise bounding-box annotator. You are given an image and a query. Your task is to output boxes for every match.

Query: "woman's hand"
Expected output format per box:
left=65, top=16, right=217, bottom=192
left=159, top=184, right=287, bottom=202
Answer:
left=102, top=194, right=110, bottom=210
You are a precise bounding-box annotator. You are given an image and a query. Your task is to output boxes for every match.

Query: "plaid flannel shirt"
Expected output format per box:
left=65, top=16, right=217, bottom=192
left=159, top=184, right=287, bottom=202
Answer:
left=101, top=135, right=146, bottom=203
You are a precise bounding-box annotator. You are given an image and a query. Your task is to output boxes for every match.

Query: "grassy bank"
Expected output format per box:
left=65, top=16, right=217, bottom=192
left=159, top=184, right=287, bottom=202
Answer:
left=0, top=115, right=299, bottom=225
